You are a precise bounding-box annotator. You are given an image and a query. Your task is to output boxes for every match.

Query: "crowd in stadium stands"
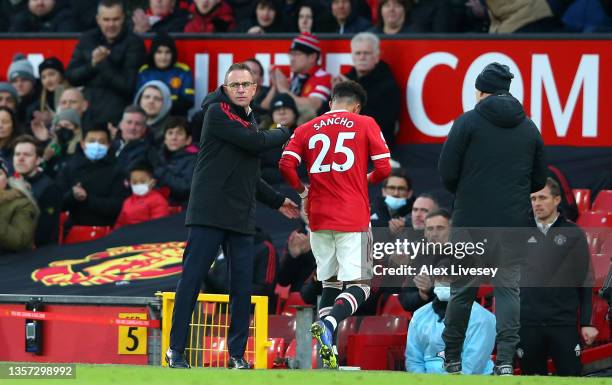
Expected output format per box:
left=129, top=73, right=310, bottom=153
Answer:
left=0, top=0, right=609, bottom=375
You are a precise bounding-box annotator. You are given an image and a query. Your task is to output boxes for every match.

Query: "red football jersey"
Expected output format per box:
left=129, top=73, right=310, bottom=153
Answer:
left=280, top=110, right=391, bottom=232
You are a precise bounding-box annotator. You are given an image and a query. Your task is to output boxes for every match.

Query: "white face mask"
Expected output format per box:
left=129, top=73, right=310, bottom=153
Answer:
left=131, top=183, right=150, bottom=196
left=434, top=286, right=451, bottom=302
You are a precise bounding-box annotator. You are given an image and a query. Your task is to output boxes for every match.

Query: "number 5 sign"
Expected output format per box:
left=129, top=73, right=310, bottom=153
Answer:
left=118, top=313, right=147, bottom=355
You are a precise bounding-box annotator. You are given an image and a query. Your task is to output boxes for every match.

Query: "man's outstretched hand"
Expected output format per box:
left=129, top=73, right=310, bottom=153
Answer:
left=279, top=198, right=300, bottom=219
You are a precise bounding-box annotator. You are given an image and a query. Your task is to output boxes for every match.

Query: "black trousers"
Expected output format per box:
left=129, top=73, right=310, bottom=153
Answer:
left=169, top=225, right=254, bottom=357
left=519, top=326, right=582, bottom=376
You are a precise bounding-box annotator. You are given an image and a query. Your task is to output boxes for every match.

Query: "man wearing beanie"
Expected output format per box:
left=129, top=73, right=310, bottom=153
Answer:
left=438, top=62, right=547, bottom=376
left=265, top=33, right=332, bottom=118
left=0, top=83, right=18, bottom=112
left=7, top=54, right=40, bottom=126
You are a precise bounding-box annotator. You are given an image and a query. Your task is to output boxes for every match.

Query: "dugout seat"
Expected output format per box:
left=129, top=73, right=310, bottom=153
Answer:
left=587, top=232, right=604, bottom=255
left=601, top=233, right=612, bottom=255
left=577, top=211, right=612, bottom=229
left=284, top=338, right=318, bottom=368
left=268, top=315, right=296, bottom=343
left=573, top=189, right=592, bottom=215
left=593, top=190, right=612, bottom=212
left=591, top=253, right=611, bottom=288
left=380, top=294, right=413, bottom=318
left=591, top=296, right=611, bottom=343
left=358, top=315, right=408, bottom=335
left=337, top=317, right=360, bottom=366
left=63, top=225, right=112, bottom=245
left=279, top=292, right=308, bottom=316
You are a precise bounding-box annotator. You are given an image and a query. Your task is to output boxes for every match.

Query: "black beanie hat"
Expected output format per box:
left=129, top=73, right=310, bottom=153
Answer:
left=271, top=93, right=298, bottom=117
left=475, top=62, right=514, bottom=94
left=38, top=57, right=65, bottom=76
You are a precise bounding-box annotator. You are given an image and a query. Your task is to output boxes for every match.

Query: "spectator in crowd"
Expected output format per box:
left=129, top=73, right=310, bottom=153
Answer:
left=0, top=83, right=19, bottom=112
left=398, top=209, right=450, bottom=312
left=244, top=58, right=271, bottom=123
left=335, top=32, right=401, bottom=149
left=0, top=106, right=19, bottom=174
left=184, top=0, right=236, bottom=32
left=148, top=116, right=195, bottom=207
left=409, top=193, right=439, bottom=231
left=370, top=168, right=414, bottom=231
left=0, top=158, right=39, bottom=255
left=519, top=178, right=598, bottom=376
left=12, top=135, right=62, bottom=246
left=0, top=0, right=27, bottom=32
left=137, top=33, right=194, bottom=117
left=42, top=108, right=82, bottom=177
left=562, top=0, right=612, bottom=32
left=35, top=57, right=70, bottom=120
left=10, top=0, right=76, bottom=32
left=226, top=0, right=252, bottom=23
left=267, top=33, right=332, bottom=118
left=487, top=0, right=560, bottom=33
left=239, top=0, right=284, bottom=33
left=114, top=161, right=169, bottom=228
left=65, top=0, right=146, bottom=126
left=112, top=105, right=151, bottom=173
left=57, top=88, right=92, bottom=129
left=260, top=93, right=299, bottom=184
left=407, top=0, right=456, bottom=32
left=294, top=0, right=335, bottom=33
left=406, top=259, right=496, bottom=374
left=70, top=0, right=100, bottom=32
left=134, top=80, right=173, bottom=144
left=462, top=0, right=490, bottom=32
left=132, top=0, right=189, bottom=34
left=7, top=54, right=40, bottom=127
left=369, top=0, right=411, bottom=34
left=330, top=0, right=370, bottom=33
left=57, top=124, right=127, bottom=227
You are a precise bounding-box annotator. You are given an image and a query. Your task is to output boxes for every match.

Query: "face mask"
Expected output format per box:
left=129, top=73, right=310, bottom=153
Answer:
left=434, top=286, right=451, bottom=302
left=131, top=183, right=150, bottom=196
left=84, top=142, right=108, bottom=161
left=385, top=195, right=407, bottom=211
left=56, top=127, right=75, bottom=144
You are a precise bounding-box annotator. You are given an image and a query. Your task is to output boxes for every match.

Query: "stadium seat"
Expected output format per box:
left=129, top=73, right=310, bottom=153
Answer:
left=280, top=292, right=308, bottom=316
left=284, top=338, right=318, bottom=368
left=274, top=284, right=290, bottom=314
left=573, top=189, right=592, bottom=214
left=268, top=314, right=296, bottom=343
left=63, top=225, right=112, bottom=245
left=58, top=211, right=69, bottom=245
left=336, top=317, right=360, bottom=366
left=593, top=190, right=612, bottom=212
left=591, top=295, right=611, bottom=343
left=346, top=334, right=407, bottom=370
left=201, top=336, right=229, bottom=367
left=577, top=211, right=612, bottom=230
left=601, top=233, right=612, bottom=255
left=380, top=294, right=413, bottom=318
left=591, top=254, right=611, bottom=288
left=267, top=337, right=286, bottom=368
left=587, top=232, right=603, bottom=255
left=358, top=315, right=408, bottom=335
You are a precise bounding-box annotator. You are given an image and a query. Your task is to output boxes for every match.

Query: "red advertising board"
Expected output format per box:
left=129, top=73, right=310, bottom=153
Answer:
left=1, top=37, right=609, bottom=147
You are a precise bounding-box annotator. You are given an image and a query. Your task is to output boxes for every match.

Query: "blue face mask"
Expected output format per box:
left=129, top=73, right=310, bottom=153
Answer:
left=84, top=142, right=108, bottom=161
left=385, top=195, right=407, bottom=211
left=434, top=286, right=451, bottom=302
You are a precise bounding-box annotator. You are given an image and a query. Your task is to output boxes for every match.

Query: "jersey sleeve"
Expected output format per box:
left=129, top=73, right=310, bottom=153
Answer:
left=279, top=129, right=305, bottom=191
left=366, top=117, right=392, bottom=184
left=304, top=72, right=332, bottom=101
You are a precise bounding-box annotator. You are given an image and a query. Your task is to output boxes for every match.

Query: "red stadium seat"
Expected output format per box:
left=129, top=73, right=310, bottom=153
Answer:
left=601, top=233, right=612, bottom=255
left=274, top=284, right=290, bottom=314
left=380, top=294, right=413, bottom=318
left=267, top=337, right=286, bottom=368
left=591, top=296, right=611, bottom=343
left=593, top=190, right=612, bottom=212
left=346, top=334, right=407, bottom=370
left=577, top=211, right=612, bottom=229
left=284, top=338, right=318, bottom=368
left=268, top=315, right=296, bottom=343
left=591, top=254, right=610, bottom=288
left=280, top=292, right=308, bottom=316
left=573, top=189, right=592, bottom=214
left=587, top=232, right=603, bottom=255
left=63, top=225, right=112, bottom=245
left=58, top=211, right=70, bottom=245
left=358, top=315, right=408, bottom=335
left=336, top=317, right=360, bottom=366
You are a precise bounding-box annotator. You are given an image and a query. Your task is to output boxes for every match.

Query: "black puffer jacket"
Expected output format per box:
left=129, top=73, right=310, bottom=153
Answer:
left=149, top=146, right=196, bottom=206
left=185, top=86, right=293, bottom=234
left=439, top=91, right=547, bottom=227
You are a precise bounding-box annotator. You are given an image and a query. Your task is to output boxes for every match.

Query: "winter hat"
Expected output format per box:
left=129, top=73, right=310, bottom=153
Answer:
left=271, top=93, right=298, bottom=116
left=53, top=108, right=81, bottom=128
left=7, top=53, right=36, bottom=82
left=290, top=33, right=321, bottom=56
left=38, top=57, right=65, bottom=76
left=475, top=62, right=514, bottom=94
left=0, top=82, right=18, bottom=102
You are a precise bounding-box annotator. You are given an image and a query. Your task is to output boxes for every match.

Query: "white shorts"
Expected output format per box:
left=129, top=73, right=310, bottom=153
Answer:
left=309, top=230, right=373, bottom=282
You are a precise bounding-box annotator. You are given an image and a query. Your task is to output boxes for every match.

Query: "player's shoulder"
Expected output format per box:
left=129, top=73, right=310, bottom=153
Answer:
left=313, top=68, right=330, bottom=78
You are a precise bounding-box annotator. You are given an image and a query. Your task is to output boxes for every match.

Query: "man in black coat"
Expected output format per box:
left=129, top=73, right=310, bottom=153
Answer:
left=65, top=0, right=145, bottom=126
left=520, top=177, right=598, bottom=376
left=438, top=62, right=547, bottom=375
left=10, top=0, right=76, bottom=32
left=166, top=63, right=299, bottom=370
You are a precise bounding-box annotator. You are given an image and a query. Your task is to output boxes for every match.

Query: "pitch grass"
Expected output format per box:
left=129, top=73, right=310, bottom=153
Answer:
left=8, top=365, right=612, bottom=385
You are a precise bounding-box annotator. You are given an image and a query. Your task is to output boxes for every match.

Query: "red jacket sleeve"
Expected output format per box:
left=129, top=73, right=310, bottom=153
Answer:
left=149, top=192, right=170, bottom=220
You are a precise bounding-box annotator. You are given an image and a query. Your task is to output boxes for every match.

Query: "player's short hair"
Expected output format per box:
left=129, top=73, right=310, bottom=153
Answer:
left=426, top=208, right=451, bottom=221
left=331, top=80, right=367, bottom=108
left=383, top=168, right=411, bottom=190
left=164, top=116, right=190, bottom=136
left=224, top=63, right=254, bottom=84
left=98, top=0, right=124, bottom=14
left=545, top=177, right=561, bottom=198
left=13, top=134, right=42, bottom=157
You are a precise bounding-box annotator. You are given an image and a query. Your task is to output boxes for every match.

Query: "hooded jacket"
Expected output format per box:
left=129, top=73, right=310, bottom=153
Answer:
left=185, top=86, right=294, bottom=234
left=0, top=177, right=39, bottom=254
left=438, top=92, right=547, bottom=227
left=134, top=80, right=173, bottom=143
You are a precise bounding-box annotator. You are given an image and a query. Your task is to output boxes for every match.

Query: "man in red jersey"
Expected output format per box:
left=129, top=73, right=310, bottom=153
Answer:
left=279, top=80, right=391, bottom=368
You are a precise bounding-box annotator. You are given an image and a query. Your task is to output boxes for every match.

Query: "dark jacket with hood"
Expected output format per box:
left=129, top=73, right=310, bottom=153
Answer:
left=10, top=2, right=76, bottom=32
left=25, top=171, right=62, bottom=246
left=332, top=0, right=371, bottom=33
left=238, top=0, right=284, bottom=32
left=520, top=214, right=592, bottom=327
left=438, top=91, right=547, bottom=227
left=145, top=7, right=189, bottom=34
left=149, top=146, right=196, bottom=206
left=346, top=60, right=401, bottom=148
left=186, top=86, right=293, bottom=234
left=65, top=26, right=146, bottom=125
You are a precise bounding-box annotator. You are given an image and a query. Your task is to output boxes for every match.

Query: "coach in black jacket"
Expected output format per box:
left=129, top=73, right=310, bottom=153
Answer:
left=167, top=63, right=298, bottom=370
left=438, top=62, right=548, bottom=375
left=519, top=177, right=597, bottom=376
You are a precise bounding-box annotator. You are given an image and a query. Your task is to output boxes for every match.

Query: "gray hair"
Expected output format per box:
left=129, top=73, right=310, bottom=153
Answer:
left=351, top=32, right=380, bottom=56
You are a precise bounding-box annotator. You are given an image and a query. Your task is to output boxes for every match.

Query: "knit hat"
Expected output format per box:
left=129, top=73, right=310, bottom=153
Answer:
left=271, top=93, right=298, bottom=116
left=53, top=108, right=81, bottom=128
left=7, top=53, right=36, bottom=83
left=38, top=57, right=65, bottom=76
left=475, top=62, right=514, bottom=94
left=0, top=82, right=18, bottom=102
left=290, top=33, right=321, bottom=55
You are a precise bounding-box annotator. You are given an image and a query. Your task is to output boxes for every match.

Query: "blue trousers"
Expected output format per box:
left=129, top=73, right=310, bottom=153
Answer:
left=170, top=225, right=253, bottom=357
